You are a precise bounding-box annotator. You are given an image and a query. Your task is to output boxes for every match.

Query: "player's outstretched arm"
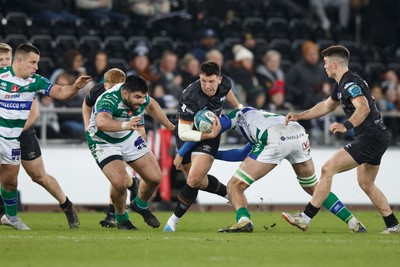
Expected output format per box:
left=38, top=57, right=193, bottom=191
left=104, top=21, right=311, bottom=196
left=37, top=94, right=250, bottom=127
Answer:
left=215, top=142, right=253, bottom=162
left=286, top=97, right=339, bottom=124
left=49, top=75, right=92, bottom=100
left=146, top=97, right=175, bottom=131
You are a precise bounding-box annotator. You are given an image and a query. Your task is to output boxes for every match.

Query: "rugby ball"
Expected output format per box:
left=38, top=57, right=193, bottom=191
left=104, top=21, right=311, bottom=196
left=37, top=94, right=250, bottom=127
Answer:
left=194, top=109, right=215, bottom=133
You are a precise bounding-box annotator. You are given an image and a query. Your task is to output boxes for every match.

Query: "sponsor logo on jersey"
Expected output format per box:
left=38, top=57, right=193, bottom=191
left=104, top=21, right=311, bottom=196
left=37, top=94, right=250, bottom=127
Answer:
left=4, top=94, right=20, bottom=99
left=1, top=73, right=9, bottom=79
left=127, top=110, right=133, bottom=116
left=0, top=100, right=31, bottom=110
left=220, top=96, right=226, bottom=102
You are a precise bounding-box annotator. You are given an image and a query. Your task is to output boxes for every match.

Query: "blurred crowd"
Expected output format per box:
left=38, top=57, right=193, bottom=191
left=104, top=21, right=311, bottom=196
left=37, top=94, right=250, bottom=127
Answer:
left=1, top=0, right=400, bottom=144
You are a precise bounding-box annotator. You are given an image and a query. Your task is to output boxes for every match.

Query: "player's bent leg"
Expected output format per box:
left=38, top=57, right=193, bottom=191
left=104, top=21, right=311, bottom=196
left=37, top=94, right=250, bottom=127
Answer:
left=128, top=152, right=161, bottom=228
left=22, top=157, right=80, bottom=228
left=164, top=154, right=213, bottom=232
left=219, top=160, right=275, bottom=233
left=357, top=164, right=399, bottom=233
left=0, top=164, right=30, bottom=230
left=22, top=157, right=66, bottom=203
left=102, top=160, right=130, bottom=215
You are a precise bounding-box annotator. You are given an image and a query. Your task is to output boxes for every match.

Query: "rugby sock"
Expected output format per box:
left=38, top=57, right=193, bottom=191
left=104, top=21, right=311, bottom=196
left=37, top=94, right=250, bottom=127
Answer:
left=203, top=174, right=227, bottom=198
left=106, top=204, right=115, bottom=216
left=0, top=195, right=4, bottom=213
left=383, top=213, right=399, bottom=228
left=175, top=183, right=199, bottom=218
left=115, top=211, right=130, bottom=223
left=59, top=196, right=71, bottom=210
left=127, top=177, right=138, bottom=192
left=236, top=207, right=251, bottom=223
left=322, top=192, right=353, bottom=223
left=1, top=186, right=18, bottom=219
left=134, top=196, right=149, bottom=209
left=304, top=202, right=319, bottom=219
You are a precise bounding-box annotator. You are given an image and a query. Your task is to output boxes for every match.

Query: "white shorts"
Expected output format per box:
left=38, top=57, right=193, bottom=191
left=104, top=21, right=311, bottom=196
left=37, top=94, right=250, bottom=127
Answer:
left=0, top=137, right=21, bottom=165
left=250, top=124, right=311, bottom=165
left=89, top=131, right=150, bottom=168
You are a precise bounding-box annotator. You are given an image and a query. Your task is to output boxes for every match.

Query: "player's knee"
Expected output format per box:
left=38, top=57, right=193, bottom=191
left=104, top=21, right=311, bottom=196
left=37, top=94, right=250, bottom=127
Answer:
left=111, top=178, right=129, bottom=192
left=227, top=178, right=247, bottom=194
left=321, top=162, right=336, bottom=177
left=357, top=178, right=374, bottom=193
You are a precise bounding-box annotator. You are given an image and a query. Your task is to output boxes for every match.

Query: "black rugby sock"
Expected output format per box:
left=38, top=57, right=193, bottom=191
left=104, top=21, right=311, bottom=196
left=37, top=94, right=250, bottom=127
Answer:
left=60, top=196, right=71, bottom=210
left=203, top=174, right=227, bottom=197
left=383, top=213, right=399, bottom=228
left=304, top=202, right=320, bottom=219
left=175, top=183, right=199, bottom=218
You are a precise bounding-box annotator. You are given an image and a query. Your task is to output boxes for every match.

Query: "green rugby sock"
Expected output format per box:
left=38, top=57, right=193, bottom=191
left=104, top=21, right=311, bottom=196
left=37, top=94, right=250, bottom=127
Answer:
left=1, top=186, right=18, bottom=217
left=134, top=196, right=149, bottom=209
left=115, top=211, right=129, bottom=223
left=323, top=192, right=353, bottom=223
left=236, top=207, right=251, bottom=223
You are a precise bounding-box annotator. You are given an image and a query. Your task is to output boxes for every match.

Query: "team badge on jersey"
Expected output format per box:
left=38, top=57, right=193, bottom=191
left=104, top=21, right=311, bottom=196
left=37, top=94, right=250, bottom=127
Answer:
left=345, top=83, right=362, bottom=98
left=11, top=85, right=20, bottom=92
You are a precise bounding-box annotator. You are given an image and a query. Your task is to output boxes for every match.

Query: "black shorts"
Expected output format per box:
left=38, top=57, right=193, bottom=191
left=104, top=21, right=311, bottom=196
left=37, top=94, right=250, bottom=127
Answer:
left=344, top=130, right=390, bottom=165
left=175, top=133, right=221, bottom=165
left=19, top=126, right=42, bottom=161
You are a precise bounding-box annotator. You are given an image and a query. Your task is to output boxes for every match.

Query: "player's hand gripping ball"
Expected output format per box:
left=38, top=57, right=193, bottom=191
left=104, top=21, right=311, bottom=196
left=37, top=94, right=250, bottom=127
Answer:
left=194, top=109, right=216, bottom=133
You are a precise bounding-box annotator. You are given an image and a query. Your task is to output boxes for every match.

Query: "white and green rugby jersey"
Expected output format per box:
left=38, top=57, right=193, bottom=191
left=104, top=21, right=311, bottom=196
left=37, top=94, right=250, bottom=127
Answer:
left=0, top=66, right=53, bottom=140
left=87, top=83, right=150, bottom=144
left=227, top=107, right=299, bottom=144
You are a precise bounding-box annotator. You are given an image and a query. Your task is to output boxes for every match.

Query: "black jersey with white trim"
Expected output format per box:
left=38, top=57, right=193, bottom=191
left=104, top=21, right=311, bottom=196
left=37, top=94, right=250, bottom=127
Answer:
left=177, top=76, right=232, bottom=122
left=85, top=82, right=106, bottom=107
left=331, top=71, right=386, bottom=137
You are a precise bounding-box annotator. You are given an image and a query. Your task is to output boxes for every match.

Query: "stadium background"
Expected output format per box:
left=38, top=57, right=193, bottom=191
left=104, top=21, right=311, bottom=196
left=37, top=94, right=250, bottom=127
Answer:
left=1, top=0, right=400, bottom=209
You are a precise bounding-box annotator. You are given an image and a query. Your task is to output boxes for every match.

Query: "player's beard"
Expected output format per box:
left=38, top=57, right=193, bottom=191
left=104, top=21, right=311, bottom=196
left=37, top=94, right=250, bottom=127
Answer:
left=124, top=98, right=140, bottom=112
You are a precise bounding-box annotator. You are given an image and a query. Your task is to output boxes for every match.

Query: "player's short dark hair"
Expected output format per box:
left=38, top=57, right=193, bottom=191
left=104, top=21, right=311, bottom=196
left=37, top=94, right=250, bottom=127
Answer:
left=199, top=61, right=221, bottom=76
left=123, top=75, right=148, bottom=94
left=15, top=43, right=40, bottom=57
left=321, top=45, right=350, bottom=63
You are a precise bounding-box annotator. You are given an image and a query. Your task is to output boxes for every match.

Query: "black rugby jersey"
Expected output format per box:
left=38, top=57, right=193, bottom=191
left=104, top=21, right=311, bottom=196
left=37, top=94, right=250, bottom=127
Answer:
left=85, top=82, right=106, bottom=107
left=177, top=76, right=232, bottom=122
left=331, top=71, right=386, bottom=137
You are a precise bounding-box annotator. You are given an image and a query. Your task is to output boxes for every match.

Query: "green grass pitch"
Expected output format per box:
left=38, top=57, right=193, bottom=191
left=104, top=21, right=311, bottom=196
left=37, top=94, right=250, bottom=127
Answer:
left=0, top=210, right=399, bottom=267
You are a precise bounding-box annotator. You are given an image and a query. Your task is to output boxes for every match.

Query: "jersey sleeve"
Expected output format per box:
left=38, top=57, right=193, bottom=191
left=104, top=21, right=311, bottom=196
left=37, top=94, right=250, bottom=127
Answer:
left=85, top=84, right=105, bottom=107
left=95, top=95, right=116, bottom=115
left=33, top=74, right=54, bottom=96
left=343, top=81, right=364, bottom=100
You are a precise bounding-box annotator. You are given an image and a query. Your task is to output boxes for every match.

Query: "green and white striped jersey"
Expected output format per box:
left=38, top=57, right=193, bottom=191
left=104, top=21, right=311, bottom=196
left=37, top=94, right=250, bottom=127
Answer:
left=87, top=83, right=150, bottom=144
left=227, top=107, right=299, bottom=143
left=0, top=66, right=53, bottom=140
